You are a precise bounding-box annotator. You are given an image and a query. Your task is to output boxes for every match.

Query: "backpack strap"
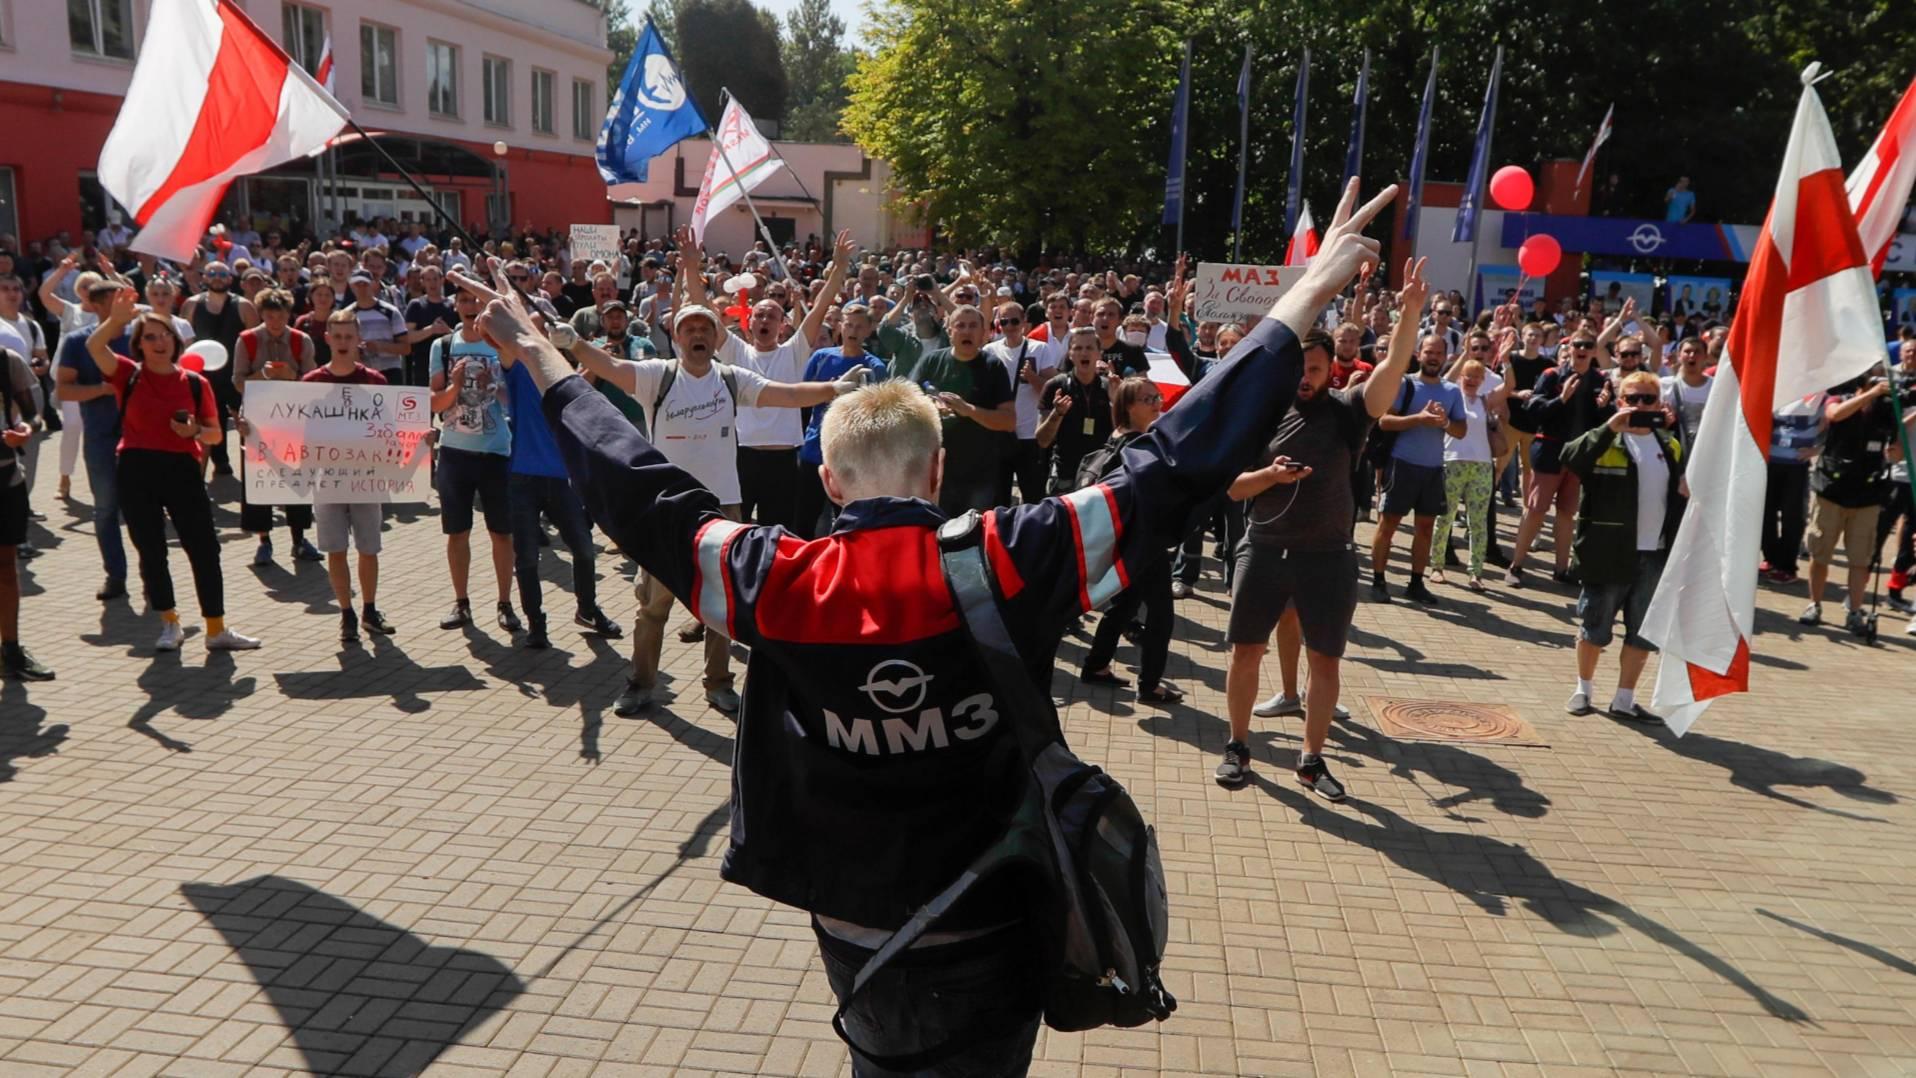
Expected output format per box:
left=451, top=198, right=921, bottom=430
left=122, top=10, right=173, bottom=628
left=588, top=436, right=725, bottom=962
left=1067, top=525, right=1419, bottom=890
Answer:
left=653, top=358, right=679, bottom=416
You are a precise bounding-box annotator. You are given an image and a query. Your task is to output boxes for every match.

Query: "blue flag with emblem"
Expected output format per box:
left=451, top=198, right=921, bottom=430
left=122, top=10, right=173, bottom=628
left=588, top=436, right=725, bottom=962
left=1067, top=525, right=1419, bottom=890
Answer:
left=1451, top=47, right=1503, bottom=243
left=596, top=19, right=709, bottom=185
left=1403, top=48, right=1439, bottom=242
left=1162, top=41, right=1192, bottom=228
left=1284, top=49, right=1310, bottom=235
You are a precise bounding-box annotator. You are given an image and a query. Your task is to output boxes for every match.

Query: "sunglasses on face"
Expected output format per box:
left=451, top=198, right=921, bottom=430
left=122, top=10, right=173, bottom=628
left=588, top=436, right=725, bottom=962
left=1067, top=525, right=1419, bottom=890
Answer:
left=996, top=317, right=1023, bottom=327
left=1622, top=393, right=1658, bottom=405
left=206, top=271, right=233, bottom=279
left=1468, top=343, right=1489, bottom=352
left=507, top=275, right=529, bottom=283
left=1617, top=350, right=1643, bottom=359
left=1572, top=341, right=1596, bottom=349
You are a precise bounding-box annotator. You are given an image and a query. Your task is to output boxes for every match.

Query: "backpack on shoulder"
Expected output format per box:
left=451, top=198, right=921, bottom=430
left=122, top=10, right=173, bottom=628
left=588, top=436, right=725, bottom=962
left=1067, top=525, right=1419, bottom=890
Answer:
left=824, top=511, right=1176, bottom=1071
left=1361, top=379, right=1415, bottom=471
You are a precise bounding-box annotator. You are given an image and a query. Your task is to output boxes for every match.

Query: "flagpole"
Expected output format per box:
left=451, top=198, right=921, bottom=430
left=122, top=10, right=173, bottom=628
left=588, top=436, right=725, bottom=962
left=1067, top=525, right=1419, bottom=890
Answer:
left=708, top=90, right=797, bottom=285
left=1174, top=39, right=1192, bottom=257
left=1462, top=47, right=1502, bottom=316
left=1233, top=43, right=1250, bottom=263
left=722, top=85, right=827, bottom=250
left=341, top=117, right=482, bottom=251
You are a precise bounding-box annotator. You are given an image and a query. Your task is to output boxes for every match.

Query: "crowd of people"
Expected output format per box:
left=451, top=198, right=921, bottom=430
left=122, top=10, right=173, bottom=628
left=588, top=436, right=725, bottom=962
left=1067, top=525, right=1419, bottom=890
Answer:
left=4, top=184, right=1916, bottom=1074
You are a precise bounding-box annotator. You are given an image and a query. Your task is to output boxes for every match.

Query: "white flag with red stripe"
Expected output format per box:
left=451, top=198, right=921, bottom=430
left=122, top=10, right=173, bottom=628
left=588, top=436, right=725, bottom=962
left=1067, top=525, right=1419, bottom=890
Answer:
left=691, top=98, right=784, bottom=246
left=1146, top=352, right=1191, bottom=408
left=1845, top=74, right=1916, bottom=276
left=1643, top=67, right=1885, bottom=734
left=1574, top=103, right=1613, bottom=197
left=1283, top=202, right=1318, bottom=266
left=316, top=34, right=335, bottom=94
left=98, top=0, right=347, bottom=263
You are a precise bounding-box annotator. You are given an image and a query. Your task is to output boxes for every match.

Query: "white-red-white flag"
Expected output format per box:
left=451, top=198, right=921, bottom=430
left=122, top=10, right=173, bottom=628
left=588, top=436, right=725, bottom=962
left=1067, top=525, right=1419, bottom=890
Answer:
left=97, top=0, right=347, bottom=263
left=1283, top=202, right=1318, bottom=266
left=1146, top=352, right=1192, bottom=409
left=1573, top=103, right=1613, bottom=197
left=1845, top=75, right=1916, bottom=276
left=1643, top=67, right=1885, bottom=734
left=316, top=34, right=335, bottom=94
left=690, top=98, right=783, bottom=246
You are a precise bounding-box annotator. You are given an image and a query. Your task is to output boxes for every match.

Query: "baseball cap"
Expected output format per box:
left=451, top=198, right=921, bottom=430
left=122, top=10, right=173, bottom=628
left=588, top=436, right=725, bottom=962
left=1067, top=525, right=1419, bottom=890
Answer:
left=600, top=299, right=629, bottom=314
left=348, top=269, right=374, bottom=284
left=673, top=306, right=721, bottom=331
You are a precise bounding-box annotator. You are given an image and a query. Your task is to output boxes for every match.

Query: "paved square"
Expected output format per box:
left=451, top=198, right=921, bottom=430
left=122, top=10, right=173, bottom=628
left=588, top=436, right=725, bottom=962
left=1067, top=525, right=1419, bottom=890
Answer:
left=4, top=449, right=1915, bottom=1076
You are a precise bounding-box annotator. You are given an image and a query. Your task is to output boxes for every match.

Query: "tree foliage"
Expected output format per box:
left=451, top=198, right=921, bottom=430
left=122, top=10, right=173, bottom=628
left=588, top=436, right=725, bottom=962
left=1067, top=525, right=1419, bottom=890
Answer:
left=673, top=0, right=789, bottom=128
left=849, top=0, right=1914, bottom=258
left=782, top=0, right=857, bottom=141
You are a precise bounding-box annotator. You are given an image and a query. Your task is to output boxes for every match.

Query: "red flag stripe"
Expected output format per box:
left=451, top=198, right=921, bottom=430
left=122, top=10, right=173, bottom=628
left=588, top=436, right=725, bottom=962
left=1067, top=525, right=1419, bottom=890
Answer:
left=1685, top=638, right=1751, bottom=703
left=1785, top=169, right=1870, bottom=289
left=1723, top=227, right=1783, bottom=452
left=135, top=2, right=288, bottom=225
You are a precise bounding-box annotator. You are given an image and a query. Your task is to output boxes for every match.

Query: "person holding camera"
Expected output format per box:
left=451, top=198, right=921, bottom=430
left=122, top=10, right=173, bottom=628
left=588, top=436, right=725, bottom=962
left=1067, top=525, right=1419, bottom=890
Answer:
left=1800, top=367, right=1915, bottom=632
left=1560, top=370, right=1688, bottom=719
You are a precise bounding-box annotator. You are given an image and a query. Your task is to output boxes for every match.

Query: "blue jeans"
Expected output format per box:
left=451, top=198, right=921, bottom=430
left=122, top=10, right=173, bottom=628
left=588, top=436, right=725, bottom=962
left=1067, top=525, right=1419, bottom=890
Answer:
left=508, top=472, right=596, bottom=620
left=82, top=434, right=128, bottom=581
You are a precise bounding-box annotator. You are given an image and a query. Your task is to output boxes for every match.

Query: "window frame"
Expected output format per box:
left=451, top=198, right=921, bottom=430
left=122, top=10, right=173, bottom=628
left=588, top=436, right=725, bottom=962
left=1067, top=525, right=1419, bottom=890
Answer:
left=69, top=0, right=136, bottom=61
left=530, top=68, right=556, bottom=135
left=359, top=21, right=400, bottom=109
left=571, top=78, right=595, bottom=141
left=280, top=2, right=327, bottom=75
left=426, top=38, right=459, bottom=119
left=482, top=54, right=511, bottom=128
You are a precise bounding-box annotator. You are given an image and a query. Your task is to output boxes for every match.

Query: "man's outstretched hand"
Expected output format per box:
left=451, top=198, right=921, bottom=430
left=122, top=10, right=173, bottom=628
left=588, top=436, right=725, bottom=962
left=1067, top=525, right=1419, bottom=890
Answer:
left=449, top=258, right=544, bottom=369
left=1272, top=178, right=1398, bottom=342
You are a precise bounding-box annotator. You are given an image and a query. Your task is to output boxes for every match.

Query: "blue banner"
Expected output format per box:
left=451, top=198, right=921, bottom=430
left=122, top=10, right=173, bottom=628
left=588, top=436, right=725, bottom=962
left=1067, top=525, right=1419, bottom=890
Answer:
left=1163, top=42, right=1191, bottom=227
left=1403, top=49, right=1438, bottom=242
left=1232, top=45, right=1251, bottom=233
left=1284, top=49, right=1310, bottom=235
left=1341, top=50, right=1368, bottom=192
left=1498, top=213, right=1760, bottom=262
left=596, top=19, right=709, bottom=186
left=1451, top=48, right=1501, bottom=244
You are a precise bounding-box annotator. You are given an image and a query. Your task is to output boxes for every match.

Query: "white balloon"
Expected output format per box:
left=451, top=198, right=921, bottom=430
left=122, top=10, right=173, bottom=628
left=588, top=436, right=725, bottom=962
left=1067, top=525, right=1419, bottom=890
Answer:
left=184, top=340, right=229, bottom=373
left=725, top=273, right=759, bottom=294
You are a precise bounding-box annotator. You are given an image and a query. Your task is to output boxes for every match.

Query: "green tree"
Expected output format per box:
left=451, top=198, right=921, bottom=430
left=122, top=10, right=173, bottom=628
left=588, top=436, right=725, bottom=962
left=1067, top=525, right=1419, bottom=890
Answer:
left=597, top=0, right=639, bottom=97
left=782, top=0, right=855, bottom=141
left=676, top=0, right=789, bottom=129
left=846, top=0, right=1182, bottom=252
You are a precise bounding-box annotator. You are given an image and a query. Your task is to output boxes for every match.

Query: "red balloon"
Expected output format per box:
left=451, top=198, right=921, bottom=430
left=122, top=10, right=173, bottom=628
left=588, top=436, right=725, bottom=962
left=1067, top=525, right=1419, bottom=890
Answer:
left=1490, top=165, right=1535, bottom=211
left=1517, top=234, right=1562, bottom=277
left=179, top=352, right=205, bottom=373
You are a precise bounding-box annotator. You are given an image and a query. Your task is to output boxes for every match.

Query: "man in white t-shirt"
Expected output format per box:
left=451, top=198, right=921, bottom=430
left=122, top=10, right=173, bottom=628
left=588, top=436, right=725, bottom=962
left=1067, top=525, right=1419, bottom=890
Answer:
left=985, top=299, right=1055, bottom=504
left=570, top=302, right=869, bottom=718
left=719, top=230, right=854, bottom=530
left=1660, top=336, right=1712, bottom=447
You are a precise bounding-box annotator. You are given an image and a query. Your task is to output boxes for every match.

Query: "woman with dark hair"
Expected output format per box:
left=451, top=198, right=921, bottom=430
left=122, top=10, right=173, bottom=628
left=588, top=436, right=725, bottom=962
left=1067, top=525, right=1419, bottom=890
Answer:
left=1079, top=375, right=1182, bottom=704
left=88, top=288, right=261, bottom=653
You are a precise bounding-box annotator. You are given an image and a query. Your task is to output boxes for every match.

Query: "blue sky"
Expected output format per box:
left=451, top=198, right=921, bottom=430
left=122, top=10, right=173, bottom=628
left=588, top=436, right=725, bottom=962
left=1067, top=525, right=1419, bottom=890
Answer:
left=754, top=0, right=872, bottom=45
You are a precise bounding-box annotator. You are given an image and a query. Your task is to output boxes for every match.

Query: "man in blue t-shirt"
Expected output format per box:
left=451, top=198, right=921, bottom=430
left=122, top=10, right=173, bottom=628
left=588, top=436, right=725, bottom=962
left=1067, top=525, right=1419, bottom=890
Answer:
left=51, top=276, right=130, bottom=599
left=429, top=287, right=522, bottom=633
left=503, top=357, right=620, bottom=648
left=1664, top=177, right=1697, bottom=224
left=793, top=303, right=889, bottom=538
left=1369, top=332, right=1466, bottom=604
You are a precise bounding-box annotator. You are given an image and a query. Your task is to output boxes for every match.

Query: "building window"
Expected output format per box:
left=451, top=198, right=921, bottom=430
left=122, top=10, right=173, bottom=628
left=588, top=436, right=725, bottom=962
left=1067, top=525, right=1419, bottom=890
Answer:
left=483, top=56, right=510, bottom=126
left=0, top=168, right=17, bottom=242
left=69, top=0, right=135, bottom=60
left=427, top=40, right=458, bottom=117
left=281, top=3, right=326, bottom=75
left=571, top=79, right=595, bottom=140
left=360, top=22, right=398, bottom=107
left=531, top=69, right=555, bottom=134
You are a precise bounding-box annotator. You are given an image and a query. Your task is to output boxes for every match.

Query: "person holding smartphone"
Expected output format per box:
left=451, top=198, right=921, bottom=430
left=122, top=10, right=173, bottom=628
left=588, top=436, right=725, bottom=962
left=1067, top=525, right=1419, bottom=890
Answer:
left=1558, top=370, right=1689, bottom=720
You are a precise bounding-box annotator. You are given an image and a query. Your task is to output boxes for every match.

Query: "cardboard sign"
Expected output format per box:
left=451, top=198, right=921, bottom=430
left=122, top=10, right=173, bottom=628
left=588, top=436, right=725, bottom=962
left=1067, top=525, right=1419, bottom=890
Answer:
left=242, top=381, right=432, bottom=504
left=570, top=223, right=623, bottom=266
left=1192, top=262, right=1305, bottom=325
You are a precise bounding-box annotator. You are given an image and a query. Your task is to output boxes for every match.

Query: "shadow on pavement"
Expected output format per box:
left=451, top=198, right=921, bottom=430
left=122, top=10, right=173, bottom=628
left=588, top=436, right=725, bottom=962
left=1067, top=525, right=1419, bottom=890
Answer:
left=273, top=635, right=485, bottom=713
left=0, top=680, right=69, bottom=782
left=1251, top=774, right=1811, bottom=1023
left=1328, top=717, right=1551, bottom=821
left=182, top=875, right=523, bottom=1077
left=1756, top=908, right=1916, bottom=977
left=1602, top=713, right=1896, bottom=822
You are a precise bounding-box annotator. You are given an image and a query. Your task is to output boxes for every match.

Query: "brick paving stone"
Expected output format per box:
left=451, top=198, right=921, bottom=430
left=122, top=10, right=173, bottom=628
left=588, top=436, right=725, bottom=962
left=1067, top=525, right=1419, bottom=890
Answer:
left=4, top=446, right=1916, bottom=1074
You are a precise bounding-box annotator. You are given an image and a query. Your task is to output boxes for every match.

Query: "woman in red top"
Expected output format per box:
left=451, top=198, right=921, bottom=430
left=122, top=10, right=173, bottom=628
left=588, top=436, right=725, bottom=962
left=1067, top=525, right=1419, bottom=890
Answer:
left=88, top=288, right=261, bottom=653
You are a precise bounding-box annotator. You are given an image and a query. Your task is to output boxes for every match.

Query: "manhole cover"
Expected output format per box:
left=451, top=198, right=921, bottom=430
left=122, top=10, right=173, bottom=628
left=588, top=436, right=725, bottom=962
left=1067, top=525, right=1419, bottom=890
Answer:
left=1365, top=698, right=1546, bottom=746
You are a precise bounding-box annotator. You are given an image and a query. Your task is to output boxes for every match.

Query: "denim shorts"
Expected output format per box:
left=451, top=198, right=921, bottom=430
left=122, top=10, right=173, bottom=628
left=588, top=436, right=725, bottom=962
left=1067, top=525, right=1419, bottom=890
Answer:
left=1575, top=549, right=1666, bottom=650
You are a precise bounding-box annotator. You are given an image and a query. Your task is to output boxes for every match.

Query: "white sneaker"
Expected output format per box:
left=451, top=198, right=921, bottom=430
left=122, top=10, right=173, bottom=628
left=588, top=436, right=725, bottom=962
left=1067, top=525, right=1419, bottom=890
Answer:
left=1565, top=690, right=1593, bottom=716
left=1253, top=692, right=1353, bottom=720
left=1797, top=602, right=1822, bottom=626
left=1905, top=617, right=1916, bottom=636
left=154, top=621, right=185, bottom=652
left=207, top=629, right=262, bottom=651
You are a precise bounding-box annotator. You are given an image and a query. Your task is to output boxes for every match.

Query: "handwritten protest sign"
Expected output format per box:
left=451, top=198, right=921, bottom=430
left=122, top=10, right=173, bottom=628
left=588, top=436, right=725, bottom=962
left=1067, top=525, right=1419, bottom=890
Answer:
left=1192, top=262, right=1305, bottom=325
left=242, top=382, right=432, bottom=505
left=570, top=224, right=623, bottom=265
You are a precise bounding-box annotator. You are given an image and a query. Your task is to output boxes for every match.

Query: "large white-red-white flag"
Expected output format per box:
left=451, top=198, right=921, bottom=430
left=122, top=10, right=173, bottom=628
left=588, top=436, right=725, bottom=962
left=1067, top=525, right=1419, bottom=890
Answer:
left=690, top=98, right=783, bottom=245
left=98, top=0, right=347, bottom=263
left=1845, top=74, right=1916, bottom=276
left=1644, top=67, right=1886, bottom=734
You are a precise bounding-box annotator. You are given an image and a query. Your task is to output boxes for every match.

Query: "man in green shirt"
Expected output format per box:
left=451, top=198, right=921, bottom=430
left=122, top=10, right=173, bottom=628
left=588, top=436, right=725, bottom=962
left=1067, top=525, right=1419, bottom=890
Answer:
left=586, top=301, right=653, bottom=431
left=871, top=280, right=949, bottom=374
left=899, top=305, right=1014, bottom=514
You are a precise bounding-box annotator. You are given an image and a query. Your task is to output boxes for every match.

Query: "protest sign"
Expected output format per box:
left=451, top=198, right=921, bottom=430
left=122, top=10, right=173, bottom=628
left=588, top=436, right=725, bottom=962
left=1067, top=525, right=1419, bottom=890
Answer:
left=242, top=381, right=433, bottom=505
left=1192, top=262, right=1305, bottom=324
left=570, top=223, right=623, bottom=265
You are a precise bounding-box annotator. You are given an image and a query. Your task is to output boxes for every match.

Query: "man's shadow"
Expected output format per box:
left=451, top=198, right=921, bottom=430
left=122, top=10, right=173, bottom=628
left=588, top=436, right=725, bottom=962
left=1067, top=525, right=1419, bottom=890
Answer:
left=461, top=623, right=625, bottom=712
left=1328, top=717, right=1550, bottom=821
left=0, top=680, right=70, bottom=782
left=274, top=634, right=486, bottom=714
left=181, top=875, right=524, bottom=1077
left=1603, top=713, right=1895, bottom=822
left=1252, top=775, right=1810, bottom=1022
left=127, top=651, right=258, bottom=750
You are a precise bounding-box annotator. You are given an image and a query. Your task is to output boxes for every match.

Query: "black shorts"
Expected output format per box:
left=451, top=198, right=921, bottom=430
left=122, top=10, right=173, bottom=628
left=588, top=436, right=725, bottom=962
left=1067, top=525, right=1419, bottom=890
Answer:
left=436, top=446, right=511, bottom=535
left=1382, top=459, right=1446, bottom=517
left=0, top=480, right=25, bottom=547
left=1227, top=543, right=1359, bottom=657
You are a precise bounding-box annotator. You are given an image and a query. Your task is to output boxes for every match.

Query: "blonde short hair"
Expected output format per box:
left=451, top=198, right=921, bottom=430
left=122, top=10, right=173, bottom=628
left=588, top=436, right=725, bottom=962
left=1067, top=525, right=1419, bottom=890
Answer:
left=820, top=380, right=942, bottom=495
left=1618, top=370, right=1661, bottom=396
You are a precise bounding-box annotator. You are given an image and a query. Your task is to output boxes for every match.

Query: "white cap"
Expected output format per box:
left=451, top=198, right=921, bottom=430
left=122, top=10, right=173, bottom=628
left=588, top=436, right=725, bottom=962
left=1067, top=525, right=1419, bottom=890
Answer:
left=673, top=306, right=722, bottom=332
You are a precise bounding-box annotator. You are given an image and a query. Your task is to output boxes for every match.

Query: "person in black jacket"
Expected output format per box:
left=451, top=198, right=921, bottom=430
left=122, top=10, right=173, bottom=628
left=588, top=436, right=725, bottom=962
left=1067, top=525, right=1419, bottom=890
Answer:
left=1506, top=332, right=1613, bottom=587
left=446, top=177, right=1398, bottom=1076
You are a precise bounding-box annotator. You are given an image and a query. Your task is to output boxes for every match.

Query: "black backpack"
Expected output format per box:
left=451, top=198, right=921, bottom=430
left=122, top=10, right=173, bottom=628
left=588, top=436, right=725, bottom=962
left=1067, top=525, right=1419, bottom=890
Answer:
left=826, top=511, right=1177, bottom=1071
left=1361, top=379, right=1415, bottom=471
left=1072, top=430, right=1138, bottom=492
